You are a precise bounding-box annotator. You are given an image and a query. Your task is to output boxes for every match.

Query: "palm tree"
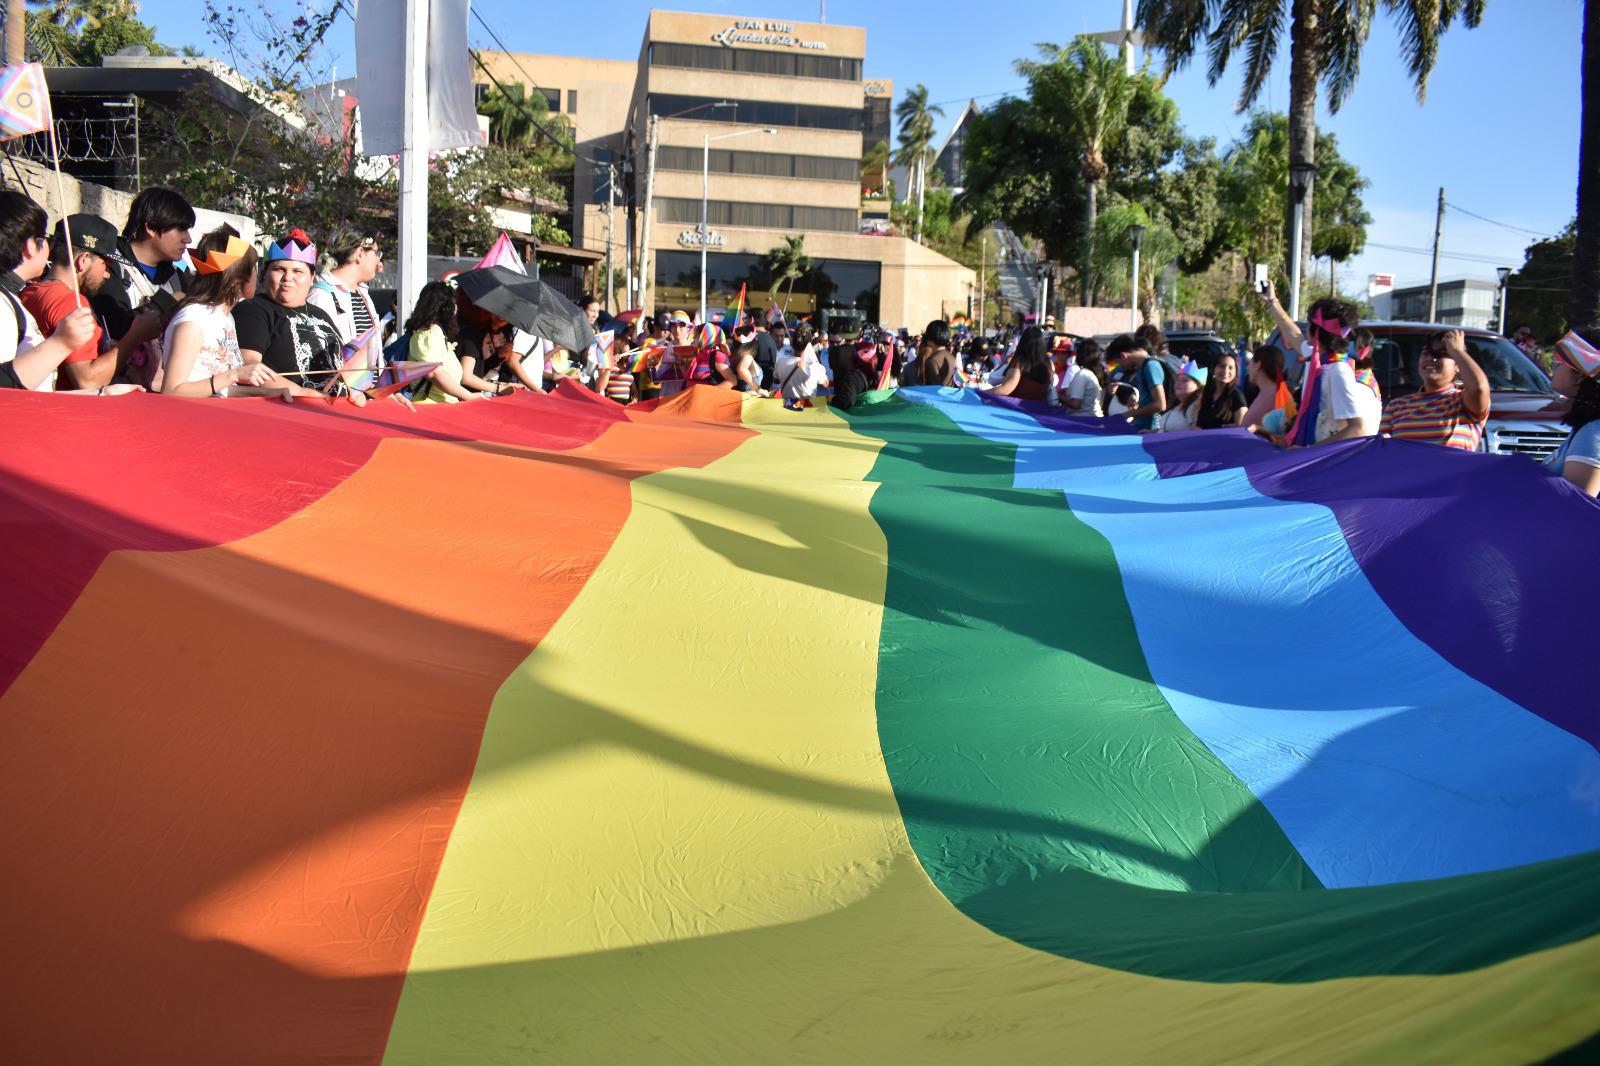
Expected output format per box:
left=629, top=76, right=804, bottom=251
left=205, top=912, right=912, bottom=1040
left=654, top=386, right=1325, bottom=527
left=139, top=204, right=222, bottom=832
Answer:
left=1138, top=0, right=1484, bottom=300
left=477, top=83, right=539, bottom=150
left=1574, top=0, right=1599, bottom=329
left=1017, top=39, right=1137, bottom=305
left=860, top=139, right=889, bottom=196
left=893, top=84, right=943, bottom=243
left=766, top=234, right=811, bottom=315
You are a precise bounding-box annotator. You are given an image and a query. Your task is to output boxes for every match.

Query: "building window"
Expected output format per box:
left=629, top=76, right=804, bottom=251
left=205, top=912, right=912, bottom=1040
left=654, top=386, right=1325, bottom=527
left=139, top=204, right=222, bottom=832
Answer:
left=862, top=95, right=890, bottom=150
left=658, top=198, right=857, bottom=232
left=656, top=145, right=857, bottom=183
left=649, top=42, right=862, bottom=81
left=540, top=87, right=561, bottom=112
left=474, top=83, right=490, bottom=105
left=654, top=249, right=880, bottom=327
left=566, top=89, right=578, bottom=113
left=649, top=94, right=862, bottom=132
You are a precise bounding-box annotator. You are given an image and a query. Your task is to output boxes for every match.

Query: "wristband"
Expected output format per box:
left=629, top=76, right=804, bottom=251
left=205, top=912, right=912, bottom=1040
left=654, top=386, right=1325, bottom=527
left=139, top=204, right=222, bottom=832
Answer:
left=210, top=373, right=221, bottom=397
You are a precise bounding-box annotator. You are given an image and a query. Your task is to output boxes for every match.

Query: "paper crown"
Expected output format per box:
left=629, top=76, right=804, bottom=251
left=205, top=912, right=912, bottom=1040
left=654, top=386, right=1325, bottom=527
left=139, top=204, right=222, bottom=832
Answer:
left=266, top=228, right=317, bottom=266
left=187, top=235, right=251, bottom=276
left=1180, top=359, right=1208, bottom=386
left=1554, top=331, right=1600, bottom=379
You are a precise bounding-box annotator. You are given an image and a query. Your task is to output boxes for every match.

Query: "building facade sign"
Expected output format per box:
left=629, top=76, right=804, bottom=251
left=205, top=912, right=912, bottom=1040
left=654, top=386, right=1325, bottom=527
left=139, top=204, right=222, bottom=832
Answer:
left=864, top=81, right=889, bottom=96
left=678, top=228, right=727, bottom=247
left=711, top=20, right=829, bottom=50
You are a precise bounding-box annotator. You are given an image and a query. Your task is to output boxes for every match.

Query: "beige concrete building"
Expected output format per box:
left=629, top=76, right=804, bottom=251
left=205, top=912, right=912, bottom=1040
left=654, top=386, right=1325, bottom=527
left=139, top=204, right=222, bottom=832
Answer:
left=478, top=9, right=975, bottom=330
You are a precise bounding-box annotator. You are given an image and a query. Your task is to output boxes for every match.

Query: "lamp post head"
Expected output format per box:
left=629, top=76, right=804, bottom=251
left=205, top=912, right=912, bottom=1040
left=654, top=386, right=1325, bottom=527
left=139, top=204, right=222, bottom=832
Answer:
left=1496, top=266, right=1512, bottom=284
left=1128, top=223, right=1146, bottom=251
left=1288, top=161, right=1318, bottom=202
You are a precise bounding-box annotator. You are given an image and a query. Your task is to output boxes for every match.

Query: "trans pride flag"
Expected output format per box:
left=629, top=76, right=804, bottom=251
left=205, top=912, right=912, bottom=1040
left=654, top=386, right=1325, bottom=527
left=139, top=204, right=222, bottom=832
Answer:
left=0, top=385, right=1596, bottom=1063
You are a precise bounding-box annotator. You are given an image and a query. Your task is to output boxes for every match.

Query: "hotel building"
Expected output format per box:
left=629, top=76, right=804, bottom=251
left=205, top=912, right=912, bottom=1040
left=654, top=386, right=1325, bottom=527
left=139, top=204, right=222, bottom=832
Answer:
left=475, top=9, right=976, bottom=330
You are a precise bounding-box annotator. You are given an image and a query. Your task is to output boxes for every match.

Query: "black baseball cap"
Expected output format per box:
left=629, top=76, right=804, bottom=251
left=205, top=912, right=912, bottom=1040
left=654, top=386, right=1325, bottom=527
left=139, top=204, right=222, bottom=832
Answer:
left=52, top=213, right=120, bottom=256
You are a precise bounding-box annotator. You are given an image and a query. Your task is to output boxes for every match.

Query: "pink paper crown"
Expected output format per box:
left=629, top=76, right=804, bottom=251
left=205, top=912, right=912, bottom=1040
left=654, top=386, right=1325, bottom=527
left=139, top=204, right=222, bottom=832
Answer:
left=266, top=227, right=318, bottom=266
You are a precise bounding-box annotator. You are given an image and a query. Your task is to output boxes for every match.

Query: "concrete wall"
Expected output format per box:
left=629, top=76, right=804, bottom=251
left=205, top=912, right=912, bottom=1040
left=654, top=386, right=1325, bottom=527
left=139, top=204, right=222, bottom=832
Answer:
left=0, top=157, right=256, bottom=243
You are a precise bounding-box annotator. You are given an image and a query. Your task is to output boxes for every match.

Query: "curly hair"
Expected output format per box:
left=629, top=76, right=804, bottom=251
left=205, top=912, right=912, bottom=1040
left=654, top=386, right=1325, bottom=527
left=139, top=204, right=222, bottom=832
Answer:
left=404, top=281, right=459, bottom=342
left=1307, top=297, right=1360, bottom=355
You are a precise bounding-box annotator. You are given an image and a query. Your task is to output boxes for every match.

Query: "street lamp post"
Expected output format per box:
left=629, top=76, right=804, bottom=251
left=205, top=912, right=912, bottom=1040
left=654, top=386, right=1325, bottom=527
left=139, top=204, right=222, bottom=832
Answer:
left=700, top=126, right=777, bottom=323
left=1287, top=162, right=1318, bottom=322
left=1127, top=223, right=1146, bottom=330
left=1496, top=266, right=1512, bottom=334
left=639, top=101, right=733, bottom=315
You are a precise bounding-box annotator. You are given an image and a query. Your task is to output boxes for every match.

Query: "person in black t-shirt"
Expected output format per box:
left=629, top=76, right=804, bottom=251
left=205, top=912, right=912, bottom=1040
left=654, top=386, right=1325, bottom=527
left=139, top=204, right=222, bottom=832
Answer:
left=235, top=229, right=350, bottom=395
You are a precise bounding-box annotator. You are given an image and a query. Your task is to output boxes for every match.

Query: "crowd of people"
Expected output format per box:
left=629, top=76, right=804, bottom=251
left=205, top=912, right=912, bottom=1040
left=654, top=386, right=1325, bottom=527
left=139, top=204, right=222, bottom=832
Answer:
left=0, top=182, right=1596, bottom=498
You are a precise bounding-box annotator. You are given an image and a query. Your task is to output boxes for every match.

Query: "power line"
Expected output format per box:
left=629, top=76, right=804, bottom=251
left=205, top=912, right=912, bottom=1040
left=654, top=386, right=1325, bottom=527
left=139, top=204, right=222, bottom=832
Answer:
left=467, top=8, right=578, bottom=152
left=1444, top=201, right=1553, bottom=239
left=1366, top=240, right=1519, bottom=267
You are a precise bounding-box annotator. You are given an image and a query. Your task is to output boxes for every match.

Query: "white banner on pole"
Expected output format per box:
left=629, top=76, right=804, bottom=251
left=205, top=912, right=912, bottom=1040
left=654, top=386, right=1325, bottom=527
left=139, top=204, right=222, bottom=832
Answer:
left=355, top=0, right=480, bottom=157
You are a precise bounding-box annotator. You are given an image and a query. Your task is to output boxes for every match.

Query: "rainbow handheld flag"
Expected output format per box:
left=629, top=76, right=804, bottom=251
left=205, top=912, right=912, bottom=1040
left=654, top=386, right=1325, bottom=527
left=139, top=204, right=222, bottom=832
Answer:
left=0, top=385, right=1595, bottom=1063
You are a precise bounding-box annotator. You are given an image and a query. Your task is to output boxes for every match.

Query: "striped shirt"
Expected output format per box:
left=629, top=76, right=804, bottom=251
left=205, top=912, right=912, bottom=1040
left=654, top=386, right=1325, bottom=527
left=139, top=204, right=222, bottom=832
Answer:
left=1380, top=387, right=1487, bottom=451
left=605, top=368, right=634, bottom=404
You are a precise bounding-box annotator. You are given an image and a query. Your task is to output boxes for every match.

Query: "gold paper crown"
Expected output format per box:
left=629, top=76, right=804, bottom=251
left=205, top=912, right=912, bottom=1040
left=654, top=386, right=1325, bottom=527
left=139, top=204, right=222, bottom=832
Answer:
left=187, top=235, right=251, bottom=276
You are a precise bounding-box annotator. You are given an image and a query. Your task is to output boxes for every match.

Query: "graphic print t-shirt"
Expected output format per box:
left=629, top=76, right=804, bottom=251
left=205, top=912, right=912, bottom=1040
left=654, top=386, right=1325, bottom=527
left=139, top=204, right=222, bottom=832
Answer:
left=233, top=296, right=346, bottom=388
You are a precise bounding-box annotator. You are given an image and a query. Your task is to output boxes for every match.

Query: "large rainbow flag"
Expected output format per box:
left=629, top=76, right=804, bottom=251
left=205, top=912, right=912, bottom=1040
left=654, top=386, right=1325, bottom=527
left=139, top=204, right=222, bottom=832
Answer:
left=2, top=384, right=1596, bottom=1064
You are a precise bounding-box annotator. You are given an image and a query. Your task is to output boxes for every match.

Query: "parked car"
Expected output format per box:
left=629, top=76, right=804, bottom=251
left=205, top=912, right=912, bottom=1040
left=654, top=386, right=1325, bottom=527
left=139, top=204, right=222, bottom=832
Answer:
left=1164, top=329, right=1237, bottom=371
left=1265, top=321, right=1569, bottom=460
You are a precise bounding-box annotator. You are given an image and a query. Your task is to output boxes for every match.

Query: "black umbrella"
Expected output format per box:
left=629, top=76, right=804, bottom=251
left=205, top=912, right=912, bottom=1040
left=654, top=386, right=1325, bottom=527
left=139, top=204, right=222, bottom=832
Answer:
left=454, top=266, right=597, bottom=352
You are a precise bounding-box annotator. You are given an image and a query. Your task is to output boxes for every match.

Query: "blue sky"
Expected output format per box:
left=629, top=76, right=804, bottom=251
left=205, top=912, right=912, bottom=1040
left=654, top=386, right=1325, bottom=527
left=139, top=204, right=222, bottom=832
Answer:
left=137, top=0, right=1583, bottom=290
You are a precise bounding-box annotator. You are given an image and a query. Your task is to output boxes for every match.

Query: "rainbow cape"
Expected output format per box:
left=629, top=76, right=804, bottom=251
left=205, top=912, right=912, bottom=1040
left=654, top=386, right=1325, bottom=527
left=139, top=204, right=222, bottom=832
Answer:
left=0, top=384, right=1596, bottom=1063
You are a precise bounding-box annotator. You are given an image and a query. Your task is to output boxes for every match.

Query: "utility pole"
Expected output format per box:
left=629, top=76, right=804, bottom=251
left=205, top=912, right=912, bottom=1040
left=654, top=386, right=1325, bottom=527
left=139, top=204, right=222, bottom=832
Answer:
left=1427, top=186, right=1445, bottom=323
left=5, top=0, right=24, bottom=68
left=636, top=115, right=659, bottom=314
left=396, top=0, right=428, bottom=326
left=977, top=232, right=986, bottom=337
left=604, top=160, right=616, bottom=314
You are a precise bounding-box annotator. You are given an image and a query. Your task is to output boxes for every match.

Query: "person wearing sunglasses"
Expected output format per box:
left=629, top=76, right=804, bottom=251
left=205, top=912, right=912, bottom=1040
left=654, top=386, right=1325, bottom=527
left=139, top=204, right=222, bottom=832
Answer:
left=306, top=226, right=384, bottom=366
left=1378, top=329, right=1490, bottom=450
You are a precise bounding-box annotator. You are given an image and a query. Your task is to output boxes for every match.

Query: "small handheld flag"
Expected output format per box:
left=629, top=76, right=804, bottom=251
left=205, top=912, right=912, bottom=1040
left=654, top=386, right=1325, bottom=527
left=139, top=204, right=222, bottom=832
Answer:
left=0, top=64, right=50, bottom=141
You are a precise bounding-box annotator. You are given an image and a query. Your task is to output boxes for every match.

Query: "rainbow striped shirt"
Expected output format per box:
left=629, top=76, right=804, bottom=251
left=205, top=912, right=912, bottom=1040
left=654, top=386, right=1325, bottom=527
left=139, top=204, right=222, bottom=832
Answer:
left=1380, top=387, right=1487, bottom=451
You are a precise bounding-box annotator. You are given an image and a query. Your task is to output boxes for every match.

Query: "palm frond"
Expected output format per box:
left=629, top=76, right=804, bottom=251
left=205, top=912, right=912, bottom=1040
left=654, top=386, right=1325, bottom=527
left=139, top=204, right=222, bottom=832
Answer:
left=1229, top=0, right=1287, bottom=111
left=1320, top=0, right=1377, bottom=112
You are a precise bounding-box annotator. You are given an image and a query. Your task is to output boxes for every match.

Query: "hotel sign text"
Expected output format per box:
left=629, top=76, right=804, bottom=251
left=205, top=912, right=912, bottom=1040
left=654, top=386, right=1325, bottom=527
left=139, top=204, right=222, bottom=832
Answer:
left=711, top=20, right=829, bottom=50
left=678, top=228, right=727, bottom=247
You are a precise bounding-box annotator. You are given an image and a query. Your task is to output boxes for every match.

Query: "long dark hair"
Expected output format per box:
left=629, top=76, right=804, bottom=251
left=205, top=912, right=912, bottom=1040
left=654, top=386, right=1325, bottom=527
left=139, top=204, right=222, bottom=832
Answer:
left=405, top=281, right=459, bottom=341
left=1012, top=325, right=1052, bottom=384
left=923, top=319, right=951, bottom=350
left=1074, top=339, right=1105, bottom=386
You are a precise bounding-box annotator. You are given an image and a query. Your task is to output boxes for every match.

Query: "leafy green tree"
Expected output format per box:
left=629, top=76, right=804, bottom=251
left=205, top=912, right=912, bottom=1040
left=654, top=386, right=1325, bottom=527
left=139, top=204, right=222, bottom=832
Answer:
left=1016, top=39, right=1138, bottom=303
left=1506, top=223, right=1576, bottom=345
left=25, top=0, right=166, bottom=65
left=1091, top=202, right=1180, bottom=320
left=1139, top=0, right=1485, bottom=289
left=1214, top=112, right=1370, bottom=306
left=959, top=95, right=1082, bottom=264
left=893, top=84, right=942, bottom=243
